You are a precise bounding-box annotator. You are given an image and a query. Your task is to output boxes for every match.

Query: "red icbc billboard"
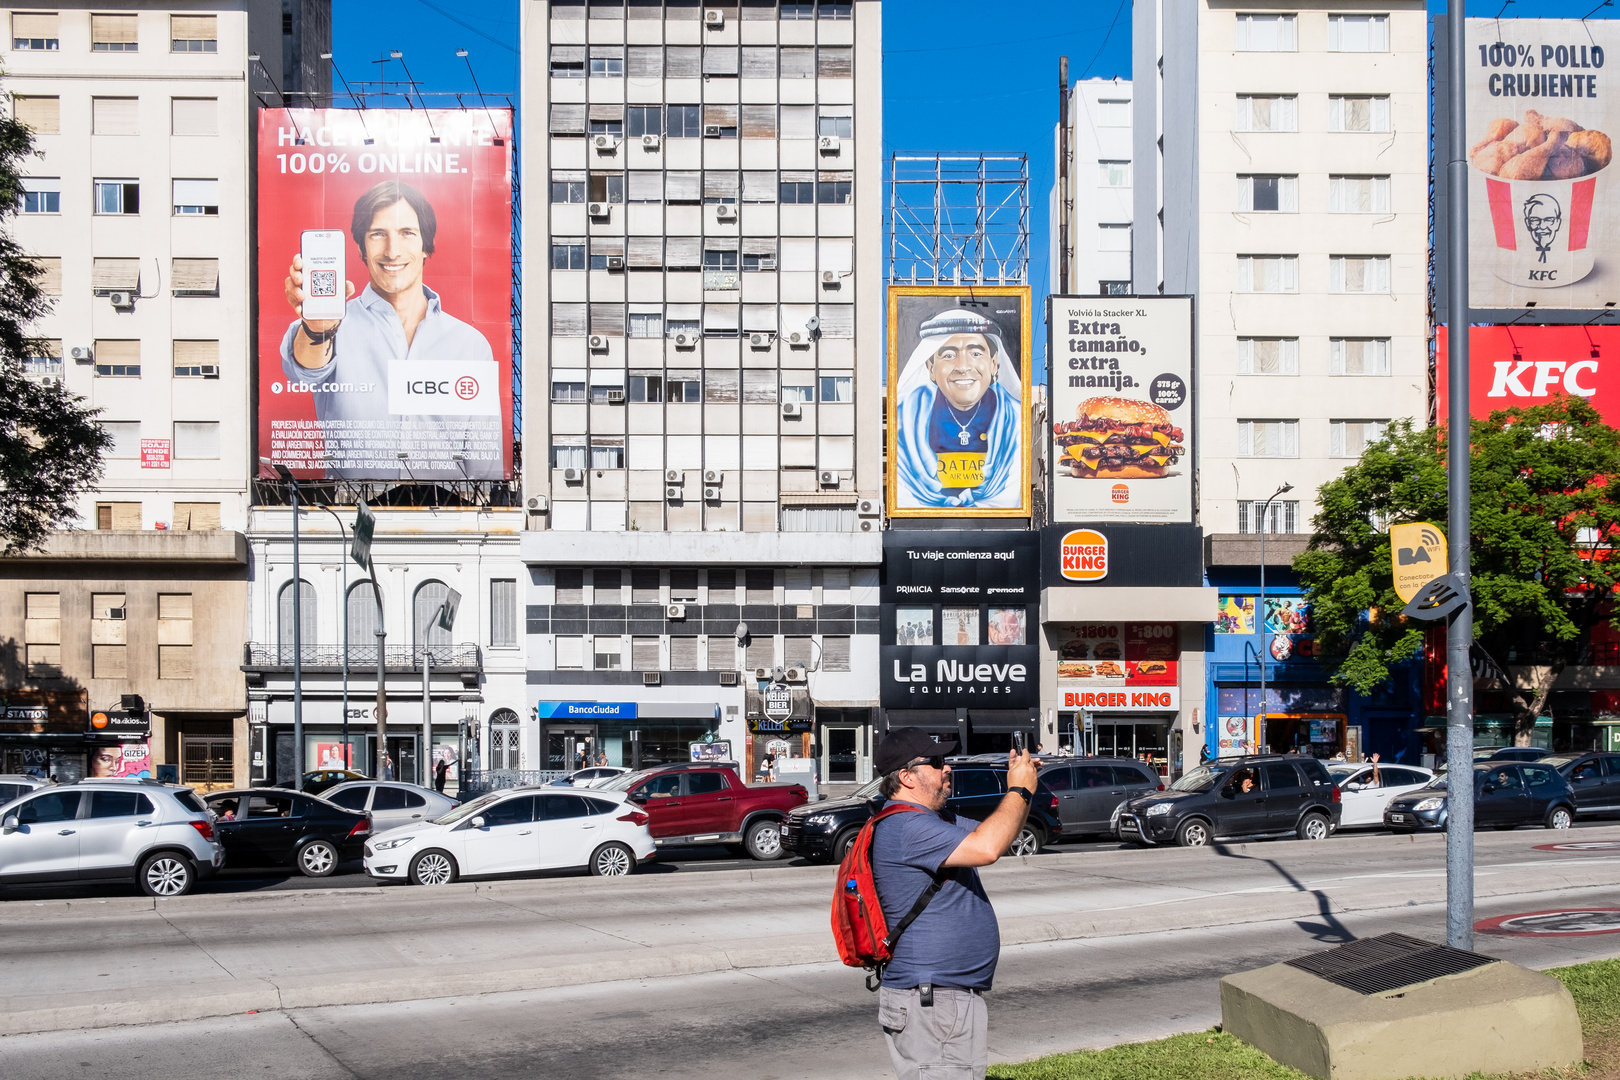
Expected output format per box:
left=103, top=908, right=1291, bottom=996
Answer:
left=256, top=108, right=514, bottom=481
left=1437, top=326, right=1617, bottom=423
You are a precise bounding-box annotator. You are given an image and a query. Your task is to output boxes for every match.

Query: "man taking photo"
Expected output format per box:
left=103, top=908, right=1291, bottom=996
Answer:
left=870, top=727, right=1038, bottom=1080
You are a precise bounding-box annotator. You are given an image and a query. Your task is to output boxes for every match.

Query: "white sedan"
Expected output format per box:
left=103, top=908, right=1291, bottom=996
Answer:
left=363, top=786, right=655, bottom=883
left=1329, top=761, right=1437, bottom=828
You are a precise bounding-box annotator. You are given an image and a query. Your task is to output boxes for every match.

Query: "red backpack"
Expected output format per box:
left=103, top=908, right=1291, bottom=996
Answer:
left=831, top=803, right=948, bottom=991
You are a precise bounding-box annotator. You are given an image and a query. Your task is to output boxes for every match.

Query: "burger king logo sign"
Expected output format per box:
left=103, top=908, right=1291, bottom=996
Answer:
left=1060, top=529, right=1108, bottom=581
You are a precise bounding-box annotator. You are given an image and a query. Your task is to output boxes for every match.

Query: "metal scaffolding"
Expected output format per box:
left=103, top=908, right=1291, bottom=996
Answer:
left=887, top=153, right=1030, bottom=286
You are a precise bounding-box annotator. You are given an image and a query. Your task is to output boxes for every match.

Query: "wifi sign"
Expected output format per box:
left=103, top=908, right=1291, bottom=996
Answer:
left=1389, top=522, right=1449, bottom=604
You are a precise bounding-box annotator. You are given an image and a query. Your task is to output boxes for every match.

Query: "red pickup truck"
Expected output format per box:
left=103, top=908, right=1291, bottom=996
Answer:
left=609, top=763, right=809, bottom=860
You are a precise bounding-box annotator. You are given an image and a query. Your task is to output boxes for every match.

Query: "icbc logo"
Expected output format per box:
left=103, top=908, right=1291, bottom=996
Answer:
left=455, top=376, right=478, bottom=401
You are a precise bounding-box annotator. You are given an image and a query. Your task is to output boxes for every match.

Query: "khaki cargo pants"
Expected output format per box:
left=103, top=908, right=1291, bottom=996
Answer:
left=878, top=985, right=988, bottom=1080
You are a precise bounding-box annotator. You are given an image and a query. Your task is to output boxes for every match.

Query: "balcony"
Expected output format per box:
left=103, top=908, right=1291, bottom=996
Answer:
left=243, top=643, right=482, bottom=675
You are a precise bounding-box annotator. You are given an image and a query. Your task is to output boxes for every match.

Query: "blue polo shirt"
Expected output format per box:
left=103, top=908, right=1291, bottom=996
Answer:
left=870, top=802, right=1000, bottom=991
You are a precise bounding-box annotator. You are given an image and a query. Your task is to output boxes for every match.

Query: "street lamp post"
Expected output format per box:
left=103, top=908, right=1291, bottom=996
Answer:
left=261, top=458, right=305, bottom=791
left=1258, top=483, right=1294, bottom=754
left=313, top=504, right=351, bottom=769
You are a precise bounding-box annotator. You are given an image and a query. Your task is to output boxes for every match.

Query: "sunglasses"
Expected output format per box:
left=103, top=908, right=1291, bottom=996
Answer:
left=904, top=755, right=946, bottom=771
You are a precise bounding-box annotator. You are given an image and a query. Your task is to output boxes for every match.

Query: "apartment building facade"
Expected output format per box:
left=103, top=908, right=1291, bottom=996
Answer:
left=1050, top=77, right=1133, bottom=297
left=520, top=0, right=884, bottom=783
left=0, top=3, right=322, bottom=787
left=1133, top=0, right=1429, bottom=761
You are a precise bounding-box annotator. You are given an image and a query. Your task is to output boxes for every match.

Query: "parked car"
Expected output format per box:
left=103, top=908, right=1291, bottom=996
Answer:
left=1541, top=751, right=1620, bottom=818
left=363, top=786, right=655, bottom=883
left=548, top=766, right=631, bottom=789
left=782, top=757, right=1069, bottom=863
left=1384, top=762, right=1577, bottom=832
left=0, top=774, right=48, bottom=805
left=278, top=769, right=369, bottom=795
left=0, top=778, right=223, bottom=896
left=323, top=781, right=457, bottom=834
left=1486, top=747, right=1551, bottom=763
left=1326, top=761, right=1436, bottom=828
left=597, top=764, right=808, bottom=860
left=1042, top=757, right=1164, bottom=838
left=203, top=788, right=371, bottom=877
left=1115, top=755, right=1341, bottom=847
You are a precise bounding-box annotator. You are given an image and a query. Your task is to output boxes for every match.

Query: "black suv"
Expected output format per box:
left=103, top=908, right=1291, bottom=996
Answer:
left=1539, top=751, right=1620, bottom=819
left=781, top=755, right=1068, bottom=863
left=1115, top=754, right=1340, bottom=847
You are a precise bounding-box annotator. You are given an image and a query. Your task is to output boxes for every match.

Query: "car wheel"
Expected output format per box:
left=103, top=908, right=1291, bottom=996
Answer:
left=1007, top=824, right=1044, bottom=857
left=409, top=849, right=458, bottom=886
left=832, top=827, right=860, bottom=863
left=139, top=852, right=196, bottom=897
left=296, top=839, right=339, bottom=877
left=1546, top=805, right=1574, bottom=830
left=1296, top=813, right=1331, bottom=842
left=744, top=818, right=784, bottom=861
left=589, top=842, right=636, bottom=877
left=1176, top=819, right=1211, bottom=847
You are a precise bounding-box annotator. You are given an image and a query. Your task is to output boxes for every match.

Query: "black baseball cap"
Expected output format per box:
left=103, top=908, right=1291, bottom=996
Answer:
left=874, top=727, right=959, bottom=775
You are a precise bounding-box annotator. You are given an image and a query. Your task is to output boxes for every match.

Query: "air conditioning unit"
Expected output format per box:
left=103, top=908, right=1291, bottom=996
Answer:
left=714, top=205, right=737, bottom=221
left=860, top=518, right=875, bottom=532
left=593, top=134, right=620, bottom=151
left=781, top=401, right=803, bottom=418
left=606, top=388, right=626, bottom=403
left=666, top=486, right=684, bottom=500
left=107, top=607, right=127, bottom=621
left=785, top=666, right=806, bottom=682
left=753, top=666, right=772, bottom=681
left=703, top=485, right=721, bottom=500
left=749, top=333, right=773, bottom=349
left=703, top=124, right=722, bottom=138
left=667, top=603, right=687, bottom=619
left=785, top=330, right=808, bottom=347
left=718, top=671, right=739, bottom=686
left=526, top=495, right=549, bottom=513
left=642, top=671, right=662, bottom=686
left=822, top=270, right=842, bottom=285
left=818, top=470, right=838, bottom=487
left=605, top=255, right=625, bottom=270
left=703, top=469, right=721, bottom=485
left=857, top=498, right=880, bottom=517
left=588, top=201, right=611, bottom=219
left=108, top=291, right=135, bottom=311
left=198, top=364, right=220, bottom=378
left=673, top=332, right=696, bottom=348
left=588, top=334, right=609, bottom=352
left=642, top=134, right=661, bottom=150
left=665, top=469, right=684, bottom=484
left=704, top=8, right=724, bottom=26
left=818, top=135, right=841, bottom=152
left=70, top=346, right=93, bottom=363
left=563, top=467, right=584, bottom=482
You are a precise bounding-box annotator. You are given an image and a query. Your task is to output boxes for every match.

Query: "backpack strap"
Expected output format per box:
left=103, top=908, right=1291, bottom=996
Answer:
left=866, top=803, right=948, bottom=991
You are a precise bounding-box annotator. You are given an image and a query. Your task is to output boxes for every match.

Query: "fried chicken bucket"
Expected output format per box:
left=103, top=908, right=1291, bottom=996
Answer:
left=1470, top=109, right=1612, bottom=288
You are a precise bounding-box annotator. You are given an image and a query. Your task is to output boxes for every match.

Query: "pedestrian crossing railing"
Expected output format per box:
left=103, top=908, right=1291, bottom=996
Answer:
left=460, top=769, right=571, bottom=796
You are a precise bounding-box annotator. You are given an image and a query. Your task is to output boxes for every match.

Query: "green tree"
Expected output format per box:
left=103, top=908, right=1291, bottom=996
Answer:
left=0, top=77, right=110, bottom=553
left=1296, top=397, right=1620, bottom=744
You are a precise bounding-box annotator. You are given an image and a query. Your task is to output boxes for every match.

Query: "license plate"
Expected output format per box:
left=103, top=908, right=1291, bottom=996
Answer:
left=1389, top=813, right=1407, bottom=822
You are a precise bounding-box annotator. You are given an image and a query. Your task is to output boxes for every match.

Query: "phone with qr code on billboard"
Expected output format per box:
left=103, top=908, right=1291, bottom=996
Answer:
left=299, top=229, right=346, bottom=322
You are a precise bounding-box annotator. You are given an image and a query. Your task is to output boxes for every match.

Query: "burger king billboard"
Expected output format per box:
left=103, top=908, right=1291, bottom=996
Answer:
left=1049, top=296, right=1194, bottom=523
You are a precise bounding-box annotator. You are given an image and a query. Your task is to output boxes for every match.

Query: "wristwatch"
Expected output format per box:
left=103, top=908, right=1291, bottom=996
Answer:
left=301, top=320, right=339, bottom=346
left=1007, top=786, right=1033, bottom=804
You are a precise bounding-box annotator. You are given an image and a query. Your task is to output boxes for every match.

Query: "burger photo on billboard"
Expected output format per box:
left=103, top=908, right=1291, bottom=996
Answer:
left=1055, top=396, right=1186, bottom=480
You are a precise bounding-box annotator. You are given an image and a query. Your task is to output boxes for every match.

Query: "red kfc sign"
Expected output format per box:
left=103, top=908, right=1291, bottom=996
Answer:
left=1437, top=326, right=1616, bottom=422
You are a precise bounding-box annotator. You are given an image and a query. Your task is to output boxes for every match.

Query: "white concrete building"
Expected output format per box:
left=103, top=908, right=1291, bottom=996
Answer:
left=520, top=0, right=884, bottom=783
left=1133, top=1, right=1428, bottom=534
left=1051, top=77, right=1133, bottom=298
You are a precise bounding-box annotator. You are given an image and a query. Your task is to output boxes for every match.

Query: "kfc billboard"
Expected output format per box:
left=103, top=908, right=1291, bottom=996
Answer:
left=886, top=286, right=1031, bottom=518
left=1048, top=296, right=1193, bottom=523
left=1465, top=18, right=1620, bottom=309
left=1436, top=325, right=1617, bottom=421
left=256, top=108, right=513, bottom=481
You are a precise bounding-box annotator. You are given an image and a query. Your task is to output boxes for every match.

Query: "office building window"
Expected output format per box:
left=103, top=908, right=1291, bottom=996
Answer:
left=670, top=636, right=699, bottom=671
left=172, top=258, right=220, bottom=297
left=552, top=370, right=586, bottom=402
left=100, top=421, right=141, bottom=458
left=781, top=379, right=814, bottom=405
left=593, top=636, right=623, bottom=670
left=172, top=179, right=219, bottom=216
left=95, top=179, right=140, bottom=215
left=551, top=173, right=586, bottom=203
left=1100, top=280, right=1131, bottom=296
left=818, top=113, right=853, bottom=138
left=670, top=569, right=699, bottom=602
left=819, top=374, right=853, bottom=403
left=1236, top=338, right=1299, bottom=375
left=171, top=503, right=221, bottom=530
left=490, top=579, right=518, bottom=647
left=1329, top=175, right=1392, bottom=213
left=20, top=177, right=58, bottom=214
left=551, top=241, right=584, bottom=270
left=93, top=257, right=140, bottom=296
left=12, top=12, right=58, bottom=50
left=1236, top=175, right=1297, bottom=212
left=780, top=175, right=815, bottom=203
left=589, top=46, right=624, bottom=77
left=706, top=635, right=736, bottom=670
left=1098, top=223, right=1131, bottom=251
left=93, top=340, right=140, bottom=378
left=627, top=105, right=661, bottom=137
left=23, top=340, right=61, bottom=384
left=91, top=593, right=129, bottom=678
left=158, top=593, right=194, bottom=680
left=629, top=373, right=663, bottom=402
left=171, top=14, right=217, bottom=52
left=552, top=442, right=587, bottom=471
left=1330, top=255, right=1391, bottom=293
left=13, top=95, right=58, bottom=133
left=174, top=422, right=219, bottom=459
left=1329, top=95, right=1391, bottom=133
left=631, top=636, right=660, bottom=670
left=821, top=636, right=851, bottom=671
left=816, top=173, right=853, bottom=204
left=1234, top=95, right=1297, bottom=132
left=666, top=104, right=702, bottom=138
left=782, top=505, right=855, bottom=531
left=97, top=502, right=141, bottom=529
left=171, top=96, right=218, bottom=136
left=35, top=259, right=60, bottom=296
left=1328, top=14, right=1388, bottom=52
left=1235, top=13, right=1296, bottom=51
left=1331, top=419, right=1390, bottom=457
left=550, top=45, right=585, bottom=77
left=1237, top=419, right=1299, bottom=457
left=91, top=13, right=138, bottom=51
left=173, top=340, right=219, bottom=378
left=556, top=636, right=585, bottom=669
left=590, top=440, right=625, bottom=470
left=1098, top=160, right=1130, bottom=187
left=1238, top=499, right=1299, bottom=534
left=555, top=568, right=585, bottom=605
left=1237, top=255, right=1298, bottom=293
left=1329, top=338, right=1392, bottom=376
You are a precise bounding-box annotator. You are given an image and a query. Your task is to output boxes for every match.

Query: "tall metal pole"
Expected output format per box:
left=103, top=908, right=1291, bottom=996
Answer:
left=1258, top=484, right=1292, bottom=753
left=369, top=567, right=388, bottom=779
left=1445, top=2, right=1476, bottom=952
left=315, top=507, right=350, bottom=770
left=290, top=480, right=304, bottom=791
left=421, top=643, right=432, bottom=788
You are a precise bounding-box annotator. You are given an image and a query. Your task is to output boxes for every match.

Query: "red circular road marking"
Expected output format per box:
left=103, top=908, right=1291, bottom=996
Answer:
left=1532, top=840, right=1620, bottom=852
left=1476, top=908, right=1620, bottom=937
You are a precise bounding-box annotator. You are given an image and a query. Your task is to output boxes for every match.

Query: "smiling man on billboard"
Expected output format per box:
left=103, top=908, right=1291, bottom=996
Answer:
left=280, top=180, right=499, bottom=480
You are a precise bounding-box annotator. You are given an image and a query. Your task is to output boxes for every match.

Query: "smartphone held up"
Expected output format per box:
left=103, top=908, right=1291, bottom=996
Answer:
left=299, top=229, right=346, bottom=322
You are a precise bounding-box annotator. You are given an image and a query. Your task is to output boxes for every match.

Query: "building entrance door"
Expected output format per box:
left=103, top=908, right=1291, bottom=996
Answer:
left=546, top=726, right=597, bottom=771
left=181, top=737, right=234, bottom=788
left=488, top=709, right=521, bottom=770
left=821, top=726, right=860, bottom=783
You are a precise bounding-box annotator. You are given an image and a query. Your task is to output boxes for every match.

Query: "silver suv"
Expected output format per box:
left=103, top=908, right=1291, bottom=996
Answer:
left=0, top=774, right=47, bottom=805
left=0, top=778, right=224, bottom=896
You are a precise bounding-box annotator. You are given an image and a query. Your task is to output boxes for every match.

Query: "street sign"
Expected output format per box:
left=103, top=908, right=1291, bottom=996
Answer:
left=436, top=587, right=461, bottom=632
left=1402, top=573, right=1472, bottom=622
left=1390, top=522, right=1448, bottom=603
left=351, top=503, right=376, bottom=571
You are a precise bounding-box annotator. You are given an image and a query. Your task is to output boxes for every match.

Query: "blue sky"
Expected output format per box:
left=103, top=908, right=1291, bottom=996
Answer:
left=330, top=0, right=1612, bottom=379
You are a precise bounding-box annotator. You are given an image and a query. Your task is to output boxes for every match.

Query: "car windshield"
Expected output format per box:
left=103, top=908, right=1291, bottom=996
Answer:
left=1540, top=754, right=1580, bottom=769
left=1171, top=767, right=1227, bottom=793
left=432, top=792, right=508, bottom=826
left=597, top=769, right=665, bottom=793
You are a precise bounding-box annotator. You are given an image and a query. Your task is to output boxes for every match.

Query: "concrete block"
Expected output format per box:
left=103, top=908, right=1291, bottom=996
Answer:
left=1220, top=959, right=1582, bottom=1080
